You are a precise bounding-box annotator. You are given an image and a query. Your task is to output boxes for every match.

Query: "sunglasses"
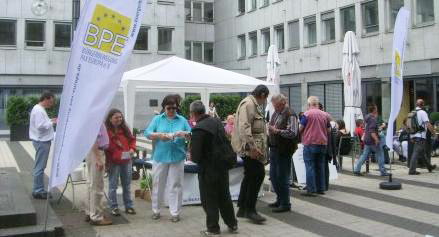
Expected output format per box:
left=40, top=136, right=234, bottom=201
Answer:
left=166, top=107, right=177, bottom=111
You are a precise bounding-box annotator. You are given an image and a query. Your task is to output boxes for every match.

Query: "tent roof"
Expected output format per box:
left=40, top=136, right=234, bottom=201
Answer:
left=121, top=56, right=275, bottom=92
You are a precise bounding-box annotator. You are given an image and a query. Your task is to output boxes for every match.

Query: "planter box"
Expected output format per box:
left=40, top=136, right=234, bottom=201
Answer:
left=10, top=124, right=30, bottom=141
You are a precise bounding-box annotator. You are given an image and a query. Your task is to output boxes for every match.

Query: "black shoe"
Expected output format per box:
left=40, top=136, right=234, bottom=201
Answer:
left=290, top=183, right=300, bottom=189
left=246, top=211, right=266, bottom=224
left=353, top=172, right=363, bottom=176
left=428, top=164, right=437, bottom=173
left=272, top=206, right=291, bottom=213
left=111, top=208, right=121, bottom=216
left=317, top=191, right=325, bottom=195
left=236, top=208, right=246, bottom=218
left=408, top=171, right=421, bottom=175
left=267, top=201, right=280, bottom=208
left=228, top=225, right=238, bottom=234
left=301, top=192, right=317, bottom=197
left=85, top=215, right=91, bottom=222
left=32, top=192, right=48, bottom=199
left=380, top=173, right=390, bottom=177
left=200, top=230, right=220, bottom=236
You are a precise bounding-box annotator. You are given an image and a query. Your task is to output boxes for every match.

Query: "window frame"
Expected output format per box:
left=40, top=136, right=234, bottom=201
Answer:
left=361, top=0, right=380, bottom=36
left=304, top=16, right=317, bottom=47
left=203, top=42, right=214, bottom=64
left=321, top=11, right=335, bottom=44
left=340, top=5, right=356, bottom=41
left=203, top=2, right=214, bottom=23
left=260, top=0, right=269, bottom=8
left=53, top=21, right=72, bottom=49
left=192, top=41, right=203, bottom=62
left=274, top=24, right=285, bottom=51
left=249, top=0, right=257, bottom=12
left=237, top=0, right=246, bottom=16
left=248, top=31, right=258, bottom=57
left=0, top=19, right=17, bottom=47
left=25, top=20, right=46, bottom=48
left=133, top=25, right=150, bottom=52
left=412, top=0, right=435, bottom=27
left=287, top=20, right=300, bottom=50
left=157, top=27, right=174, bottom=53
left=237, top=34, right=246, bottom=59
left=260, top=28, right=270, bottom=55
left=385, top=0, right=404, bottom=32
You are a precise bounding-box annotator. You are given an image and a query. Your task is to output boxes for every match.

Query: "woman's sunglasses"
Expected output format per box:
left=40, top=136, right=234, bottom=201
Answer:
left=166, top=107, right=177, bottom=111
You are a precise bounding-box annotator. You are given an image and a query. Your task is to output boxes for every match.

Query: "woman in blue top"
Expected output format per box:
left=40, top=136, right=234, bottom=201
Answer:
left=144, top=95, right=191, bottom=222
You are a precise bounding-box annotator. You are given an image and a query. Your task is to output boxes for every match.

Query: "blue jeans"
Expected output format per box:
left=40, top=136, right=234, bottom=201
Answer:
left=108, top=161, right=133, bottom=209
left=303, top=145, right=327, bottom=193
left=32, top=140, right=51, bottom=194
left=269, top=147, right=291, bottom=208
left=354, top=139, right=386, bottom=175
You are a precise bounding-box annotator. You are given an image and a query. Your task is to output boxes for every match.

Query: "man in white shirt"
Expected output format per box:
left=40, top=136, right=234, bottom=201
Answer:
left=409, top=99, right=437, bottom=175
left=29, top=91, right=57, bottom=199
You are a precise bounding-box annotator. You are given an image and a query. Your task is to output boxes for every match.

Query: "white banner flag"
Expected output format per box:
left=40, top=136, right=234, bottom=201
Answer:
left=49, top=0, right=146, bottom=188
left=386, top=8, right=410, bottom=151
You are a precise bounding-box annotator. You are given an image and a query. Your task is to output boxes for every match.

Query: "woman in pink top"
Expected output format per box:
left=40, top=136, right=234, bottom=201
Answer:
left=224, top=115, right=235, bottom=138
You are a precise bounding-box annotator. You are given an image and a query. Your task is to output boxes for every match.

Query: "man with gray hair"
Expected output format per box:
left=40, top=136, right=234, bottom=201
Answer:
left=190, top=100, right=238, bottom=236
left=299, top=96, right=331, bottom=196
left=267, top=94, right=299, bottom=212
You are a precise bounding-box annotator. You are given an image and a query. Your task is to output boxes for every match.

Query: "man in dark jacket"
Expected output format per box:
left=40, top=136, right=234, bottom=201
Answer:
left=190, top=100, right=238, bottom=236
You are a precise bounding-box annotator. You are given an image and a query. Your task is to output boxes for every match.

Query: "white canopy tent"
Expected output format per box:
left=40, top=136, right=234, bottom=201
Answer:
left=121, top=56, right=276, bottom=128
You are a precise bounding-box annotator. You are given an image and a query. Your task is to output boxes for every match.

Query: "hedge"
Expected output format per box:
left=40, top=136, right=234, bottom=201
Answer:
left=6, top=96, right=59, bottom=126
left=180, top=95, right=243, bottom=120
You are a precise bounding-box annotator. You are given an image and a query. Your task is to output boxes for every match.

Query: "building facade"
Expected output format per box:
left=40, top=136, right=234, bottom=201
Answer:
left=1, top=0, right=438, bottom=131
left=214, top=0, right=439, bottom=124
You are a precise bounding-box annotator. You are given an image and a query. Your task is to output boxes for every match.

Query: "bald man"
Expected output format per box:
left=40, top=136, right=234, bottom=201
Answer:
left=409, top=99, right=437, bottom=175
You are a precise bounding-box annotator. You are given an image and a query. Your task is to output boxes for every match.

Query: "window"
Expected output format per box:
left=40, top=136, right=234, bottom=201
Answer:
left=54, top=22, right=72, bottom=48
left=185, top=41, right=191, bottom=59
left=158, top=0, right=175, bottom=4
left=308, top=83, right=343, bottom=120
left=274, top=24, right=284, bottom=50
left=288, top=20, right=300, bottom=50
left=25, top=21, right=45, bottom=47
left=362, top=0, right=379, bottom=35
left=0, top=19, right=16, bottom=46
left=185, top=0, right=192, bottom=21
left=150, top=99, right=158, bottom=107
left=414, top=0, right=435, bottom=25
left=193, top=42, right=203, bottom=62
left=261, top=28, right=270, bottom=54
left=321, top=12, right=335, bottom=43
left=204, top=42, right=214, bottom=63
left=261, top=0, right=269, bottom=7
left=386, top=0, right=404, bottom=31
left=341, top=6, right=356, bottom=39
left=158, top=27, right=173, bottom=52
left=238, top=0, right=245, bottom=14
left=204, top=2, right=214, bottom=22
left=193, top=2, right=202, bottom=21
left=304, top=16, right=316, bottom=46
left=249, top=0, right=257, bottom=11
left=134, top=26, right=149, bottom=50
left=249, top=31, right=257, bottom=56
left=237, top=34, right=246, bottom=59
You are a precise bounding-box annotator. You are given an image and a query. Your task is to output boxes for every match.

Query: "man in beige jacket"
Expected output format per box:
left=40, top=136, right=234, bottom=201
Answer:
left=231, top=84, right=269, bottom=224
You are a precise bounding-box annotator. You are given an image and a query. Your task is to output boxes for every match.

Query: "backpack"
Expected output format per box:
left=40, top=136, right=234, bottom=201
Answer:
left=406, top=109, right=425, bottom=134
left=210, top=119, right=237, bottom=170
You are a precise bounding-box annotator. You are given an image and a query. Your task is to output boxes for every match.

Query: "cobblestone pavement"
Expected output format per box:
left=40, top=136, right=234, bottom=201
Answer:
left=1, top=141, right=439, bottom=237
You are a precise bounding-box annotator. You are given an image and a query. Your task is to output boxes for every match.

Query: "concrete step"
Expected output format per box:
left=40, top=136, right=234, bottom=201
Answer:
left=0, top=167, right=37, bottom=228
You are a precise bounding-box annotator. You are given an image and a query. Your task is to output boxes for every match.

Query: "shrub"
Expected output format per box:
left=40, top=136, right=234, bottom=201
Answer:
left=180, top=94, right=243, bottom=120
left=430, top=112, right=439, bottom=124
left=5, top=96, right=59, bottom=126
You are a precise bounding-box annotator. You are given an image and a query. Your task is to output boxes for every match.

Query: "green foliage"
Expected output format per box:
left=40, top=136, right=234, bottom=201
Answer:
left=180, top=94, right=243, bottom=120
left=5, top=96, right=59, bottom=126
left=430, top=112, right=439, bottom=124
left=140, top=172, right=153, bottom=190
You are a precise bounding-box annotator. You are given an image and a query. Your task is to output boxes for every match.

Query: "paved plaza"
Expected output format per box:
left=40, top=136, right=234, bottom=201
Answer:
left=1, top=140, right=439, bottom=237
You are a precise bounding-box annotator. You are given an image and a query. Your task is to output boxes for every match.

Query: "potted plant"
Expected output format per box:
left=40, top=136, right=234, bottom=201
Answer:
left=6, top=96, right=31, bottom=141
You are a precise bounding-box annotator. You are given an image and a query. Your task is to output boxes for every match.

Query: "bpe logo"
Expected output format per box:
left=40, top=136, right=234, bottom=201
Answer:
left=83, top=4, right=132, bottom=56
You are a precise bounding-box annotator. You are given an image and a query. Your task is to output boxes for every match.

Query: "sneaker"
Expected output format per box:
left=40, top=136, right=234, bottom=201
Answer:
left=125, top=208, right=136, bottom=215
left=353, top=172, right=363, bottom=176
left=90, top=218, right=113, bottom=226
left=85, top=215, right=91, bottom=222
left=408, top=171, right=421, bottom=175
left=200, top=230, right=220, bottom=236
left=317, top=191, right=325, bottom=195
left=228, top=225, right=238, bottom=234
left=111, top=208, right=121, bottom=216
left=171, top=215, right=180, bottom=223
left=246, top=211, right=266, bottom=224
left=428, top=164, right=437, bottom=173
left=380, top=173, right=390, bottom=177
left=300, top=192, right=317, bottom=197
left=32, top=192, right=49, bottom=200
left=151, top=213, right=160, bottom=220
left=272, top=206, right=291, bottom=213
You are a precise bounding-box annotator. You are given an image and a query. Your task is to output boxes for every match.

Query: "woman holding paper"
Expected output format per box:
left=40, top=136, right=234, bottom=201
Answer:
left=105, top=109, right=137, bottom=216
left=145, top=95, right=191, bottom=223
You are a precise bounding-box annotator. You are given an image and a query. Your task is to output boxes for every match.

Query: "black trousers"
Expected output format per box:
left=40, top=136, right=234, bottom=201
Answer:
left=238, top=157, right=265, bottom=212
left=199, top=171, right=237, bottom=232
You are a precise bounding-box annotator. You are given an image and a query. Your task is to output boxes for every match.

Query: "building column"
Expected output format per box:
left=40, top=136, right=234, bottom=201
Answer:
left=381, top=78, right=391, bottom=122
left=301, top=79, right=308, bottom=112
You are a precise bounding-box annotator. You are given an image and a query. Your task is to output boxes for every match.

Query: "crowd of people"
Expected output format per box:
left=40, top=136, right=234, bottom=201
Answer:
left=28, top=87, right=437, bottom=236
